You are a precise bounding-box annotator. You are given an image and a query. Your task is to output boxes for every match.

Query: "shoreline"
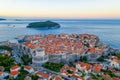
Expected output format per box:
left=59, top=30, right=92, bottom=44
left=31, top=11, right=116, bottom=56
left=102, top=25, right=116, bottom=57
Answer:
left=0, top=33, right=119, bottom=51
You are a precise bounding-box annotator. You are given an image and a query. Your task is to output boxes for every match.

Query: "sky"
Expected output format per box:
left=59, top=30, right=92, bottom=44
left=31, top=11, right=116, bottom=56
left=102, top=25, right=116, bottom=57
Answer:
left=0, top=0, right=120, bottom=18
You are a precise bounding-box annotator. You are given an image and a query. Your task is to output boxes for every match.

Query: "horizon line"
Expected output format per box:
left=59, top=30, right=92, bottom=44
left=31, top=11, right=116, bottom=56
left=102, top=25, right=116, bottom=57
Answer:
left=1, top=16, right=120, bottom=20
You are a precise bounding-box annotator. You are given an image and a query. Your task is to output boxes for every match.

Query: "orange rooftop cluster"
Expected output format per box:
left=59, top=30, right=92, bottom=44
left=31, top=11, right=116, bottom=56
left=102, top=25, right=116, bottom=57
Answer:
left=20, top=33, right=106, bottom=54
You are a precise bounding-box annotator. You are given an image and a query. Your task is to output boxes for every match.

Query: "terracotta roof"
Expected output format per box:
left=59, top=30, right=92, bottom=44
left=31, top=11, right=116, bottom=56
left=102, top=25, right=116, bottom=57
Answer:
left=37, top=78, right=42, bottom=80
left=77, top=61, right=92, bottom=71
left=61, top=68, right=68, bottom=74
left=37, top=71, right=50, bottom=79
left=10, top=65, right=20, bottom=70
left=113, top=77, right=120, bottom=80
left=28, top=44, right=38, bottom=49
left=22, top=34, right=105, bottom=54
left=70, top=67, right=76, bottom=71
left=93, top=64, right=103, bottom=72
left=63, top=65, right=70, bottom=70
left=43, top=73, right=50, bottom=79
left=88, top=47, right=95, bottom=53
left=5, top=51, right=11, bottom=55
left=24, top=40, right=31, bottom=46
left=77, top=62, right=86, bottom=67
left=0, top=72, right=3, bottom=75
left=86, top=64, right=92, bottom=71
left=10, top=71, right=20, bottom=76
left=112, top=59, right=120, bottom=64
left=25, top=76, right=32, bottom=80
left=55, top=76, right=63, bottom=80
left=51, top=74, right=63, bottom=80
left=24, top=66, right=32, bottom=70
left=72, top=73, right=85, bottom=80
left=51, top=74, right=56, bottom=79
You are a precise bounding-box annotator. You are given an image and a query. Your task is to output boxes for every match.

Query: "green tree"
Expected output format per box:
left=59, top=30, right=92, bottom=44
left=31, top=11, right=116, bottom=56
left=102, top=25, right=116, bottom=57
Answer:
left=98, top=77, right=103, bottom=80
left=31, top=75, right=39, bottom=80
left=18, top=73, right=24, bottom=80
left=0, top=45, right=12, bottom=52
left=82, top=56, right=88, bottom=63
left=69, top=61, right=75, bottom=67
left=97, top=56, right=105, bottom=62
left=10, top=77, right=15, bottom=80
left=67, top=70, right=73, bottom=74
left=116, top=53, right=120, bottom=59
left=81, top=73, right=86, bottom=77
left=42, top=62, right=64, bottom=72
left=0, top=54, right=15, bottom=71
left=21, top=54, right=32, bottom=65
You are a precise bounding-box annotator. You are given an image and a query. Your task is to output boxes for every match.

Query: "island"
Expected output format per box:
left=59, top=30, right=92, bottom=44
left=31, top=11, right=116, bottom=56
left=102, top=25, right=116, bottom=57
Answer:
left=27, top=21, right=61, bottom=29
left=0, top=18, right=6, bottom=21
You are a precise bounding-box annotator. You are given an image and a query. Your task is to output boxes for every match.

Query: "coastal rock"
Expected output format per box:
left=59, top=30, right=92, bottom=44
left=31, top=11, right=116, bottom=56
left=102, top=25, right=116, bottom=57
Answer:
left=0, top=18, right=6, bottom=21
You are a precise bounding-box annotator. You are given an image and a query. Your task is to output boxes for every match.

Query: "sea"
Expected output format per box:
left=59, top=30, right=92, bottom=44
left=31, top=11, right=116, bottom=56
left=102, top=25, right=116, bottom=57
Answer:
left=0, top=18, right=120, bottom=50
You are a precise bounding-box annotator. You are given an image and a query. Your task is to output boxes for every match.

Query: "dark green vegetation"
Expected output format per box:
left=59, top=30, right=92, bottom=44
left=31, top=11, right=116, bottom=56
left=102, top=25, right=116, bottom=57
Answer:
left=81, top=73, right=86, bottom=77
left=9, top=66, right=31, bottom=80
left=97, top=56, right=105, bottom=62
left=27, top=21, right=60, bottom=29
left=0, top=45, right=13, bottom=52
left=79, top=56, right=88, bottom=63
left=90, top=73, right=103, bottom=80
left=0, top=18, right=6, bottom=21
left=83, top=42, right=90, bottom=48
left=69, top=61, right=75, bottom=67
left=116, top=52, right=120, bottom=59
left=67, top=70, right=74, bottom=74
left=101, top=69, right=118, bottom=78
left=30, top=75, right=39, bottom=80
left=18, top=66, right=29, bottom=80
left=0, top=54, right=15, bottom=71
left=43, top=62, right=64, bottom=72
left=21, top=54, right=32, bottom=65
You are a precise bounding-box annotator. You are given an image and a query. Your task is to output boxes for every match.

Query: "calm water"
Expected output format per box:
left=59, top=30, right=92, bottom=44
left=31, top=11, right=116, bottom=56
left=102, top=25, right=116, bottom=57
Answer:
left=0, top=19, right=120, bottom=50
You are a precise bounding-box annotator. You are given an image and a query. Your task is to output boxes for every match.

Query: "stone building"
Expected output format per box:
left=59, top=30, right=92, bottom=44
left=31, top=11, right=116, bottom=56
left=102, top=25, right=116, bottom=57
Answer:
left=32, top=48, right=48, bottom=68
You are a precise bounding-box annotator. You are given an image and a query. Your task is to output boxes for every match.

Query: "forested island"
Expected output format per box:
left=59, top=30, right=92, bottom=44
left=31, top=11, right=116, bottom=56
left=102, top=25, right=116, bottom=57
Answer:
left=27, top=21, right=60, bottom=29
left=0, top=18, right=6, bottom=21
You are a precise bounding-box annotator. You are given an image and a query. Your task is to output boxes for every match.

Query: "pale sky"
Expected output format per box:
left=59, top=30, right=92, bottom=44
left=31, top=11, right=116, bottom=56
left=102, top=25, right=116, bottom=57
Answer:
left=0, top=0, right=120, bottom=18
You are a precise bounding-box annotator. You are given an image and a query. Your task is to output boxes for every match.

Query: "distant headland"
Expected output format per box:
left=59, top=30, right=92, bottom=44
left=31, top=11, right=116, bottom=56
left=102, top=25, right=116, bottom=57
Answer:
left=0, top=18, right=6, bottom=21
left=27, top=21, right=61, bottom=29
